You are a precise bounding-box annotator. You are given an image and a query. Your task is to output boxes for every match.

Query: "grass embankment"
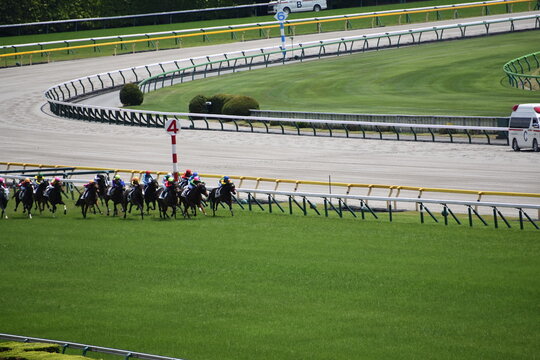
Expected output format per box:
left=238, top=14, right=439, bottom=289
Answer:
left=1, top=198, right=539, bottom=360
left=137, top=31, right=540, bottom=117
left=0, top=0, right=535, bottom=67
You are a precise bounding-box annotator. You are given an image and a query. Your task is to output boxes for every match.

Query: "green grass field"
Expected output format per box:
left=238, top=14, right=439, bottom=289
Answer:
left=136, top=31, right=540, bottom=117
left=1, top=0, right=535, bottom=67
left=1, top=199, right=539, bottom=360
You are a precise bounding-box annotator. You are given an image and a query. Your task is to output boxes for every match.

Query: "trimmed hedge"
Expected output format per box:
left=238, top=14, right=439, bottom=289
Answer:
left=119, top=83, right=143, bottom=106
left=188, top=94, right=209, bottom=120
left=0, top=342, right=94, bottom=360
left=222, top=95, right=259, bottom=117
left=208, top=94, right=235, bottom=114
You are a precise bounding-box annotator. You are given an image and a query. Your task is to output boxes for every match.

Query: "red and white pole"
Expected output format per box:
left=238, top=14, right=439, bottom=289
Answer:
left=171, top=134, right=179, bottom=181
left=165, top=118, right=180, bottom=181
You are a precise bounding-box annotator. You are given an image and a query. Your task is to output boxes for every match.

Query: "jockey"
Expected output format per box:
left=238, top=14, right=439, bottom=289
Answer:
left=34, top=173, right=45, bottom=184
left=219, top=176, right=231, bottom=186
left=108, top=174, right=125, bottom=196
left=216, top=176, right=232, bottom=197
left=188, top=175, right=201, bottom=190
left=179, top=169, right=192, bottom=188
left=81, top=180, right=95, bottom=199
left=162, top=173, right=172, bottom=189
left=159, top=175, right=176, bottom=199
left=112, top=174, right=125, bottom=188
left=33, top=174, right=46, bottom=194
left=0, top=177, right=9, bottom=198
left=128, top=177, right=140, bottom=201
left=142, top=171, right=153, bottom=188
left=45, top=177, right=62, bottom=198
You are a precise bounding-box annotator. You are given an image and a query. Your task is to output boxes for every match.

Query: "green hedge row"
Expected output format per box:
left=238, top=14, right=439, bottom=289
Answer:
left=188, top=93, right=259, bottom=119
left=0, top=342, right=94, bottom=360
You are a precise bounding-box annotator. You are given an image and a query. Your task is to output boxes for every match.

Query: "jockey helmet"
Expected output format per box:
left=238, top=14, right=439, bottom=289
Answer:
left=114, top=174, right=121, bottom=179
left=224, top=176, right=230, bottom=181
left=185, top=169, right=192, bottom=175
left=132, top=177, right=139, bottom=182
left=24, top=178, right=31, bottom=183
left=145, top=170, right=151, bottom=175
left=36, top=174, right=43, bottom=179
left=54, top=177, right=61, bottom=182
left=193, top=176, right=200, bottom=182
left=0, top=177, right=4, bottom=183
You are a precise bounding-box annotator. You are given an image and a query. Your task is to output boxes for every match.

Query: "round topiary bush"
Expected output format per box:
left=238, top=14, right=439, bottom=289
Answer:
left=221, top=95, right=260, bottom=117
left=119, top=83, right=143, bottom=106
left=208, top=93, right=235, bottom=114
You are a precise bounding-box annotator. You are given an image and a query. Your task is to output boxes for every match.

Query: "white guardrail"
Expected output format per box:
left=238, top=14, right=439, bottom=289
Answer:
left=1, top=172, right=539, bottom=227
left=0, top=333, right=186, bottom=360
left=1, top=0, right=531, bottom=51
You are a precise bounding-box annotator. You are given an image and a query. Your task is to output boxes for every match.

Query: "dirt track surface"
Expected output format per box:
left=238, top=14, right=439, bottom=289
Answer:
left=1, top=12, right=539, bottom=197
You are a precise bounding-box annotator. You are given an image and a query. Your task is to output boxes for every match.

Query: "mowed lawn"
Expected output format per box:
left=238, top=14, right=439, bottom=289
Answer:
left=1, top=206, right=539, bottom=360
left=138, top=31, right=540, bottom=117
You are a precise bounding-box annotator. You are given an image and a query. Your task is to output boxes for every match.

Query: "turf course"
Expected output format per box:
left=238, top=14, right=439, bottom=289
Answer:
left=1, top=202, right=539, bottom=360
left=137, top=31, right=540, bottom=117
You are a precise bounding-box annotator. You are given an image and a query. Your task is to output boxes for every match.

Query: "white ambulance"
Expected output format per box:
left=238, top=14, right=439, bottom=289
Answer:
left=268, top=0, right=328, bottom=14
left=508, top=104, right=540, bottom=152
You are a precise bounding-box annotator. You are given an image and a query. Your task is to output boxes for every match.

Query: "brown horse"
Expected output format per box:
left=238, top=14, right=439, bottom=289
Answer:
left=75, top=183, right=101, bottom=218
left=180, top=182, right=208, bottom=218
left=208, top=181, right=236, bottom=216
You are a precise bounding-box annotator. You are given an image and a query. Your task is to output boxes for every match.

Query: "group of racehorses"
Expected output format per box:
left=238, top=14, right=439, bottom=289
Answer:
left=0, top=179, right=66, bottom=219
left=0, top=175, right=237, bottom=220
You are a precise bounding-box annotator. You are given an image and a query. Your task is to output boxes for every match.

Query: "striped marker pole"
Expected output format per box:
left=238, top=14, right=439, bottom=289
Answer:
left=274, top=11, right=288, bottom=58
left=279, top=21, right=286, bottom=57
left=171, top=134, right=179, bottom=181
left=165, top=118, right=180, bottom=181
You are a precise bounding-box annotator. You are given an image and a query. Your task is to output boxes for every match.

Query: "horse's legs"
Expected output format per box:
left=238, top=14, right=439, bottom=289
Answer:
left=82, top=203, right=87, bottom=218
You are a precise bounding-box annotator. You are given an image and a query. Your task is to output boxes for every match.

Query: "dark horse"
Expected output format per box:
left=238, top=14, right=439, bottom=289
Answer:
left=143, top=179, right=159, bottom=214
left=14, top=182, right=34, bottom=218
left=44, top=182, right=67, bottom=216
left=34, top=180, right=49, bottom=213
left=208, top=182, right=236, bottom=216
left=95, top=174, right=109, bottom=206
left=123, top=184, right=144, bottom=219
left=75, top=183, right=100, bottom=218
left=158, top=186, right=179, bottom=219
left=105, top=185, right=125, bottom=216
left=180, top=182, right=208, bottom=218
left=0, top=187, right=8, bottom=219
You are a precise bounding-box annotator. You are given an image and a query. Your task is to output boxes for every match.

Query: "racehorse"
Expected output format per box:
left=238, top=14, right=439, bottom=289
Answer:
left=143, top=179, right=159, bottom=214
left=123, top=184, right=144, bottom=219
left=180, top=182, right=208, bottom=218
left=34, top=180, right=49, bottom=213
left=95, top=174, right=109, bottom=206
left=75, top=184, right=100, bottom=218
left=44, top=181, right=67, bottom=216
left=0, top=187, right=8, bottom=219
left=157, top=186, right=179, bottom=219
left=14, top=182, right=34, bottom=218
left=208, top=181, right=236, bottom=216
left=105, top=185, right=125, bottom=216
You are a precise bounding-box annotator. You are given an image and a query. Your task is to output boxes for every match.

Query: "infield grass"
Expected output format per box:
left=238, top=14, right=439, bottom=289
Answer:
left=1, top=199, right=539, bottom=360
left=137, top=31, right=540, bottom=117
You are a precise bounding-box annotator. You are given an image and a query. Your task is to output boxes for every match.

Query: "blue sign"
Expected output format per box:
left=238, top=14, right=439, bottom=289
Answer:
left=274, top=11, right=287, bottom=22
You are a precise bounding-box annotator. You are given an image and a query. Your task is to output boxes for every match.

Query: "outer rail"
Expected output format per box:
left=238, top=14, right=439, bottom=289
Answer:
left=0, top=333, right=186, bottom=360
